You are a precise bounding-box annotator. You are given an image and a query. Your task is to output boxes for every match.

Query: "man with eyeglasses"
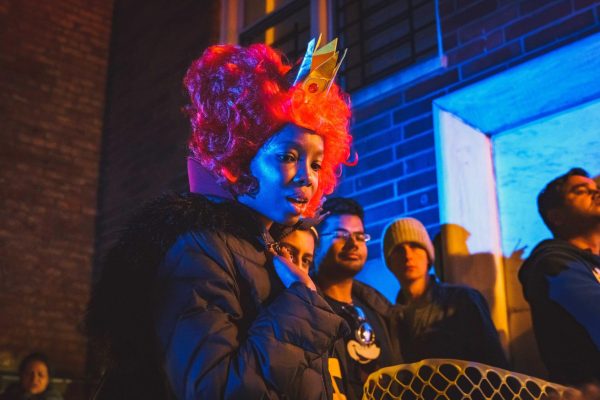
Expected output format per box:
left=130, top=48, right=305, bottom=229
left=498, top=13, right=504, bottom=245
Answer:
left=520, top=167, right=600, bottom=385
left=314, top=197, right=402, bottom=400
left=383, top=217, right=508, bottom=369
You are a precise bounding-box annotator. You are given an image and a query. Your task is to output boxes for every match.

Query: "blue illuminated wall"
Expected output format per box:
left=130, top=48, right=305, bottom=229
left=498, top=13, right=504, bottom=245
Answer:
left=435, top=30, right=600, bottom=260
left=335, top=1, right=600, bottom=302
left=430, top=31, right=600, bottom=375
left=494, top=99, right=600, bottom=260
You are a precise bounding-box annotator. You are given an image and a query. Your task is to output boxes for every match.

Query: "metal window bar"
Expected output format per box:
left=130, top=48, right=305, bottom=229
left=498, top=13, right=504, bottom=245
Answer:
left=239, top=0, right=311, bottom=62
left=335, top=0, right=438, bottom=91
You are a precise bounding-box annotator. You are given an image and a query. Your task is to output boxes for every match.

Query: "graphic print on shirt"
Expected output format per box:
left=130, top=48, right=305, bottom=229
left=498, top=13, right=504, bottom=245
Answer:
left=328, top=357, right=348, bottom=400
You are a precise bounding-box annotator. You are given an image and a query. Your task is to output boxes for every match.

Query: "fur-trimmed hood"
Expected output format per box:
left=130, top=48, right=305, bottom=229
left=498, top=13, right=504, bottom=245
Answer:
left=86, top=192, right=348, bottom=399
left=85, top=193, right=272, bottom=363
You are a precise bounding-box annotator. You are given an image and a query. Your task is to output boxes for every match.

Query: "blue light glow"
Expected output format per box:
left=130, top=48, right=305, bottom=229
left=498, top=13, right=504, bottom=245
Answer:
left=494, top=98, right=600, bottom=258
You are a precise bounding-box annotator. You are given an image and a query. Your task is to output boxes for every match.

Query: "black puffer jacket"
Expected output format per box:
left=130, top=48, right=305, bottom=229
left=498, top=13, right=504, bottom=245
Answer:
left=87, top=193, right=347, bottom=399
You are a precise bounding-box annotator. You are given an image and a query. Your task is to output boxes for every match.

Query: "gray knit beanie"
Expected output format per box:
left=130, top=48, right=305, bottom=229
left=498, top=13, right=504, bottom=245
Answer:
left=383, top=217, right=435, bottom=264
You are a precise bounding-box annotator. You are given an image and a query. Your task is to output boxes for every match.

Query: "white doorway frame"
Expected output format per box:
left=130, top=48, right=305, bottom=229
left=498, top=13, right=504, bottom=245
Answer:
left=433, top=31, right=600, bottom=371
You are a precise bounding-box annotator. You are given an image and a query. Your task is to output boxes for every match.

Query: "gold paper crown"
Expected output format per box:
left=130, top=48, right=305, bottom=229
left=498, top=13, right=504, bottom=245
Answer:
left=294, top=35, right=347, bottom=95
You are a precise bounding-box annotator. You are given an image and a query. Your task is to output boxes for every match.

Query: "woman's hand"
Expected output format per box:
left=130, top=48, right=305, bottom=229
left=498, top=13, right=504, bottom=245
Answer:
left=270, top=246, right=317, bottom=291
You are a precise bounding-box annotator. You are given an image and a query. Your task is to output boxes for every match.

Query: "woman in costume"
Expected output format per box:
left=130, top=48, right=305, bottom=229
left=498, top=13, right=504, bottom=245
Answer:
left=85, top=39, right=353, bottom=399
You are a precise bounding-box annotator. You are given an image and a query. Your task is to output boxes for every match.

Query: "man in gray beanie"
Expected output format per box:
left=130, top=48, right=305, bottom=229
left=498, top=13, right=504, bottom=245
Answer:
left=383, top=217, right=508, bottom=368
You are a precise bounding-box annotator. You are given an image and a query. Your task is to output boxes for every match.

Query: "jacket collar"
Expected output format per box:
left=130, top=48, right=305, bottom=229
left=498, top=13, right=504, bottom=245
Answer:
left=211, top=196, right=277, bottom=252
left=396, top=274, right=439, bottom=307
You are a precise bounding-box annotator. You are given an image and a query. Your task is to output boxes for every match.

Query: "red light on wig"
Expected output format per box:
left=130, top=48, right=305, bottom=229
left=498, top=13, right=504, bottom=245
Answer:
left=184, top=43, right=353, bottom=217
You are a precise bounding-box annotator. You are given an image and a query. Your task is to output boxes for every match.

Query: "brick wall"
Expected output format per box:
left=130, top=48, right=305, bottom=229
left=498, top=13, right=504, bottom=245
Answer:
left=0, top=0, right=112, bottom=384
left=337, top=0, right=600, bottom=265
left=17, top=0, right=592, bottom=383
left=95, top=0, right=221, bottom=267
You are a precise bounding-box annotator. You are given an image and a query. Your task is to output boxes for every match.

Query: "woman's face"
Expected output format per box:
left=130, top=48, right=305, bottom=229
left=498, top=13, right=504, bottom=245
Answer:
left=239, top=124, right=323, bottom=227
left=21, top=360, right=49, bottom=394
left=280, top=229, right=315, bottom=272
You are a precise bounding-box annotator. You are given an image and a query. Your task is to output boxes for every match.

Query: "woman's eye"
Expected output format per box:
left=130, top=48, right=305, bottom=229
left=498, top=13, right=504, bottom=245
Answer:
left=278, top=153, right=297, bottom=163
left=302, top=258, right=313, bottom=270
left=311, top=162, right=322, bottom=171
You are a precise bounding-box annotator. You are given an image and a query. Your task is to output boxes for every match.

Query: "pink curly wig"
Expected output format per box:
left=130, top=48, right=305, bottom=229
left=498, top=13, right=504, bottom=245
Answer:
left=184, top=43, right=353, bottom=216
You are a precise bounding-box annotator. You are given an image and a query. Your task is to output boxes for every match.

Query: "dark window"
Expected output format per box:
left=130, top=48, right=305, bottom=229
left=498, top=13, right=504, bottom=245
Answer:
left=240, top=0, right=311, bottom=63
left=335, top=0, right=438, bottom=92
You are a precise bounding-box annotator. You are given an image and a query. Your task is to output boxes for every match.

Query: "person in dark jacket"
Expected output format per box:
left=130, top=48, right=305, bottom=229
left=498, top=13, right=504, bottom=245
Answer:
left=383, top=217, right=508, bottom=369
left=85, top=40, right=355, bottom=399
left=519, top=167, right=600, bottom=385
left=314, top=198, right=402, bottom=400
left=0, top=353, right=63, bottom=400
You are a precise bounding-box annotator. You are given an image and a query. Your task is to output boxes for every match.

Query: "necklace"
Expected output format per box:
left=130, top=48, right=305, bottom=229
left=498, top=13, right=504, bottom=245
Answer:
left=340, top=304, right=376, bottom=346
left=340, top=303, right=381, bottom=364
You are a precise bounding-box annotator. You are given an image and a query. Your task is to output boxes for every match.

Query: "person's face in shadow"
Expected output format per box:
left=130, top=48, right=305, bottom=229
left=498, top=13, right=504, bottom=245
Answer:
left=387, top=242, right=429, bottom=284
left=21, top=360, right=49, bottom=395
left=556, top=175, right=600, bottom=227
left=279, top=229, right=315, bottom=272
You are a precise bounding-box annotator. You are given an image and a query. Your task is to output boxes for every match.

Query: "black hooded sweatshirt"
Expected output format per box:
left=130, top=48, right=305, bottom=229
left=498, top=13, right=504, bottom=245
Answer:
left=519, top=238, right=600, bottom=385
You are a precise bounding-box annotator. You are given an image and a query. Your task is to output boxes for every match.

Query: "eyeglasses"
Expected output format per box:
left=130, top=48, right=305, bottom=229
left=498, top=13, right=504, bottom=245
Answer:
left=321, top=230, right=371, bottom=243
